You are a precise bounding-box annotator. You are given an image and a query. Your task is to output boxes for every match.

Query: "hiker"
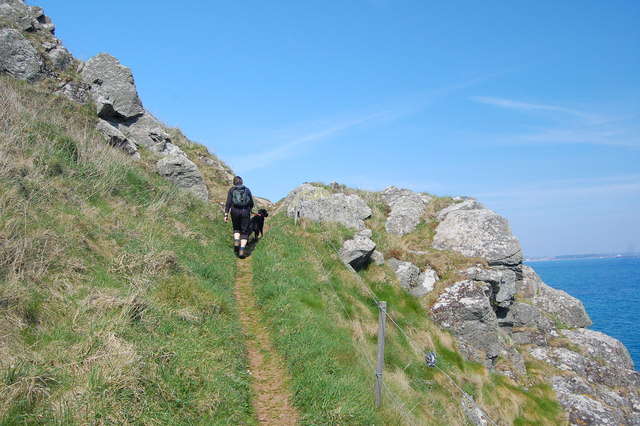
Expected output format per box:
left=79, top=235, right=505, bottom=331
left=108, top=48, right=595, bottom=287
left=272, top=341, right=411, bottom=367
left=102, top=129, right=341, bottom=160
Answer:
left=224, top=176, right=254, bottom=258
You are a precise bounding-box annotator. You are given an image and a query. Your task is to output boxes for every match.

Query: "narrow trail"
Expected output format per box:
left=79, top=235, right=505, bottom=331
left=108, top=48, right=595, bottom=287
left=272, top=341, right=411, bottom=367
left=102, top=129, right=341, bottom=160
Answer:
left=235, top=256, right=300, bottom=425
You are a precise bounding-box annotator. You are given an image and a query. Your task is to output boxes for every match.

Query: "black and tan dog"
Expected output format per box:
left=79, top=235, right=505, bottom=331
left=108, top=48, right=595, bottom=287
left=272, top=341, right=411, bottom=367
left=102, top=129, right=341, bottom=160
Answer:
left=250, top=209, right=269, bottom=240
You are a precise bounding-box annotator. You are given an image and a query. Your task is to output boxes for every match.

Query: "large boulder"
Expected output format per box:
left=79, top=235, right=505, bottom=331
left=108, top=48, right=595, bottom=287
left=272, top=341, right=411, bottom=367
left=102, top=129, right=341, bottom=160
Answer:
left=0, top=27, right=46, bottom=82
left=562, top=328, right=635, bottom=371
left=282, top=184, right=331, bottom=217
left=381, top=186, right=432, bottom=236
left=518, top=265, right=591, bottom=328
left=431, top=209, right=523, bottom=266
left=530, top=347, right=640, bottom=389
left=338, top=230, right=376, bottom=270
left=551, top=375, right=638, bottom=426
left=284, top=185, right=372, bottom=231
left=431, top=280, right=501, bottom=364
left=81, top=53, right=144, bottom=120
left=156, top=154, right=209, bottom=201
left=435, top=197, right=485, bottom=221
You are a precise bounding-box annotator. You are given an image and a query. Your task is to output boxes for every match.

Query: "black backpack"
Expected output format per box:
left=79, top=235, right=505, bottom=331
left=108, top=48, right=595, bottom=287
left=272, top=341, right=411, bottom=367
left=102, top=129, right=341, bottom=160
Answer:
left=232, top=185, right=250, bottom=208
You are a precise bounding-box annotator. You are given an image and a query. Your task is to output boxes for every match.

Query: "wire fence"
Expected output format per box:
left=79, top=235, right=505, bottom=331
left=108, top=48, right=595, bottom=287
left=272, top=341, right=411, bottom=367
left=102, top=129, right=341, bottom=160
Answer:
left=303, top=220, right=499, bottom=426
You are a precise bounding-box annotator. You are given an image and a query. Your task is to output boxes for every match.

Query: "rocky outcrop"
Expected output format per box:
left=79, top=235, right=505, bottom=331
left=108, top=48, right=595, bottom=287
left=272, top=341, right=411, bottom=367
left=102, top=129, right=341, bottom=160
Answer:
left=0, top=28, right=46, bottom=82
left=381, top=186, right=432, bottom=236
left=518, top=265, right=591, bottom=328
left=338, top=230, right=376, bottom=270
left=435, top=197, right=484, bottom=221
left=388, top=259, right=439, bottom=297
left=81, top=53, right=144, bottom=120
left=156, top=154, right=209, bottom=201
left=283, top=184, right=371, bottom=230
left=462, top=265, right=517, bottom=308
left=432, top=209, right=522, bottom=266
left=96, top=119, right=139, bottom=159
left=431, top=280, right=501, bottom=365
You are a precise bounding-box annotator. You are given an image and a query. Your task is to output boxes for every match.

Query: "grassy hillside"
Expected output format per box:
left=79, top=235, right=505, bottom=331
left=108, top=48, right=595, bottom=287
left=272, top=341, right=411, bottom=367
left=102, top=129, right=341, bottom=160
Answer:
left=0, top=74, right=565, bottom=425
left=253, top=210, right=565, bottom=425
left=0, top=76, right=253, bottom=424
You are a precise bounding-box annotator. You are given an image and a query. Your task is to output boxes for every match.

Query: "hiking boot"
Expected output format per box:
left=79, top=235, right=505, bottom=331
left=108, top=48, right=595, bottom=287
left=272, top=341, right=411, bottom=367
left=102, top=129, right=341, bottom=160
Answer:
left=238, top=248, right=246, bottom=258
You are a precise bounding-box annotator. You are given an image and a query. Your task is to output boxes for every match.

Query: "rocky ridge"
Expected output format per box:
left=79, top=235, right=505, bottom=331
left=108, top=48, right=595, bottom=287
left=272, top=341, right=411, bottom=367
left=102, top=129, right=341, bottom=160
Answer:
left=281, top=182, right=639, bottom=425
left=0, top=0, right=234, bottom=201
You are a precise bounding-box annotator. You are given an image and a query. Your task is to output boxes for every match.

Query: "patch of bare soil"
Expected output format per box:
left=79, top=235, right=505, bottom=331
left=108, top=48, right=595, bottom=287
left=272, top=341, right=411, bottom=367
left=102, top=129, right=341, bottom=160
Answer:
left=235, top=258, right=299, bottom=425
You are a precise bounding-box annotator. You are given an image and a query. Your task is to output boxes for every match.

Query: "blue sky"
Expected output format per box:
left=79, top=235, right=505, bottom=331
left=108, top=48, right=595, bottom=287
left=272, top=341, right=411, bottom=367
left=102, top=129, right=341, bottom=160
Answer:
left=30, top=0, right=639, bottom=258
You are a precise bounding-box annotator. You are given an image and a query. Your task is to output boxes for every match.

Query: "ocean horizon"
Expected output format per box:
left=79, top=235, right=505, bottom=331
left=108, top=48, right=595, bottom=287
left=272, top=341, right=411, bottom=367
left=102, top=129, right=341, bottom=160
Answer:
left=526, top=256, right=640, bottom=371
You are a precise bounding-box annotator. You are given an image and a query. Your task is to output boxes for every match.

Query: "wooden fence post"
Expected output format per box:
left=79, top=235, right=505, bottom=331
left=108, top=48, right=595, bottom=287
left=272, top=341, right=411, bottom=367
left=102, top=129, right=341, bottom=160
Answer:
left=375, top=301, right=387, bottom=407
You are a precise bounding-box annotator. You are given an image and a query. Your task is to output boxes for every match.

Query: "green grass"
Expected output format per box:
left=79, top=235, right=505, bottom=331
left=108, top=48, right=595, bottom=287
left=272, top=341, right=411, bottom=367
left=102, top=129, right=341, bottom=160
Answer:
left=0, top=75, right=255, bottom=424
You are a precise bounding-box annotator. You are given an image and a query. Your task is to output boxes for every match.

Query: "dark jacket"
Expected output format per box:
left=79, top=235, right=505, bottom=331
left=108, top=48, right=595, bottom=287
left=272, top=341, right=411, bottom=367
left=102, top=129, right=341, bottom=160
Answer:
left=225, top=185, right=254, bottom=214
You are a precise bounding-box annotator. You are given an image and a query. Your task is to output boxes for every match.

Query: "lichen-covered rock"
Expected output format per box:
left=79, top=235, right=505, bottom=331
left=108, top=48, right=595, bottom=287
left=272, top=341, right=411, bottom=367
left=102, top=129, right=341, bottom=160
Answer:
left=0, top=28, right=46, bottom=82
left=504, top=302, right=557, bottom=334
left=114, top=112, right=174, bottom=154
left=530, top=347, right=638, bottom=389
left=370, top=250, right=385, bottom=266
left=432, top=209, right=522, bottom=266
left=431, top=280, right=501, bottom=364
left=551, top=375, right=632, bottom=426
left=81, top=53, right=144, bottom=119
left=96, top=119, right=139, bottom=159
left=381, top=186, right=432, bottom=236
left=518, top=265, right=592, bottom=328
left=386, top=258, right=438, bottom=296
left=156, top=154, right=208, bottom=201
left=435, top=197, right=484, bottom=221
left=562, top=328, right=635, bottom=371
left=284, top=184, right=371, bottom=230
left=338, top=230, right=376, bottom=270
left=282, top=183, right=331, bottom=217
left=55, top=80, right=91, bottom=104
left=462, top=265, right=517, bottom=307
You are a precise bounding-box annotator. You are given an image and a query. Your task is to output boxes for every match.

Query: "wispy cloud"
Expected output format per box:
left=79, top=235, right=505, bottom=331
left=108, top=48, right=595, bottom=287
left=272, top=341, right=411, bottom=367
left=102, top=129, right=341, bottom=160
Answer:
left=228, top=111, right=389, bottom=172
left=470, top=96, right=640, bottom=148
left=475, top=174, right=640, bottom=202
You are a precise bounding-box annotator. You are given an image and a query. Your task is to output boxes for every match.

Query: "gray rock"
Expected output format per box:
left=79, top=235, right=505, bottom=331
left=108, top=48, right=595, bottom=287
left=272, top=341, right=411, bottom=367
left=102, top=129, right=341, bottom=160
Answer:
left=338, top=231, right=376, bottom=270
left=551, top=376, right=628, bottom=426
left=562, top=328, right=634, bottom=371
left=156, top=154, right=208, bottom=200
left=416, top=268, right=439, bottom=296
left=387, top=259, right=420, bottom=289
left=282, top=184, right=331, bottom=218
left=198, top=155, right=234, bottom=183
left=530, top=347, right=636, bottom=388
left=370, top=250, right=385, bottom=266
left=96, top=119, right=139, bottom=159
left=518, top=265, right=592, bottom=328
left=289, top=189, right=372, bottom=230
left=387, top=259, right=437, bottom=296
left=461, top=395, right=489, bottom=426
left=497, top=345, right=527, bottom=379
left=506, top=302, right=557, bottom=334
left=381, top=186, right=432, bottom=236
left=432, top=209, right=523, bottom=266
left=115, top=112, right=174, bottom=154
left=435, top=198, right=485, bottom=221
left=431, top=280, right=501, bottom=364
left=509, top=328, right=548, bottom=346
left=55, top=80, right=91, bottom=104
left=0, top=28, right=46, bottom=82
left=47, top=44, right=72, bottom=71
left=462, top=266, right=517, bottom=307
left=81, top=53, right=144, bottom=119
left=0, top=3, right=20, bottom=24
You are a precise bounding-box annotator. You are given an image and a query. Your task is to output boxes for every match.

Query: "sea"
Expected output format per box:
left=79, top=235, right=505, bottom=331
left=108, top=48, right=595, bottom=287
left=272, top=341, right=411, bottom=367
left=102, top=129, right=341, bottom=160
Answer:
left=525, top=256, right=640, bottom=371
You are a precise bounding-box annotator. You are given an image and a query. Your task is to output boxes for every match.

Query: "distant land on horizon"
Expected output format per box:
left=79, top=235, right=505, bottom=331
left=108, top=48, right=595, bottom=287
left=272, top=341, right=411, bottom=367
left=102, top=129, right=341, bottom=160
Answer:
left=525, top=253, right=640, bottom=262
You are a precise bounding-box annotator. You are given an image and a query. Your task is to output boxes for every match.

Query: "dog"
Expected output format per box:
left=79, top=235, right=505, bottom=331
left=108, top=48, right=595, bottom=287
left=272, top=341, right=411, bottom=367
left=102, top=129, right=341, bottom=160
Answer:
left=250, top=209, right=269, bottom=240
